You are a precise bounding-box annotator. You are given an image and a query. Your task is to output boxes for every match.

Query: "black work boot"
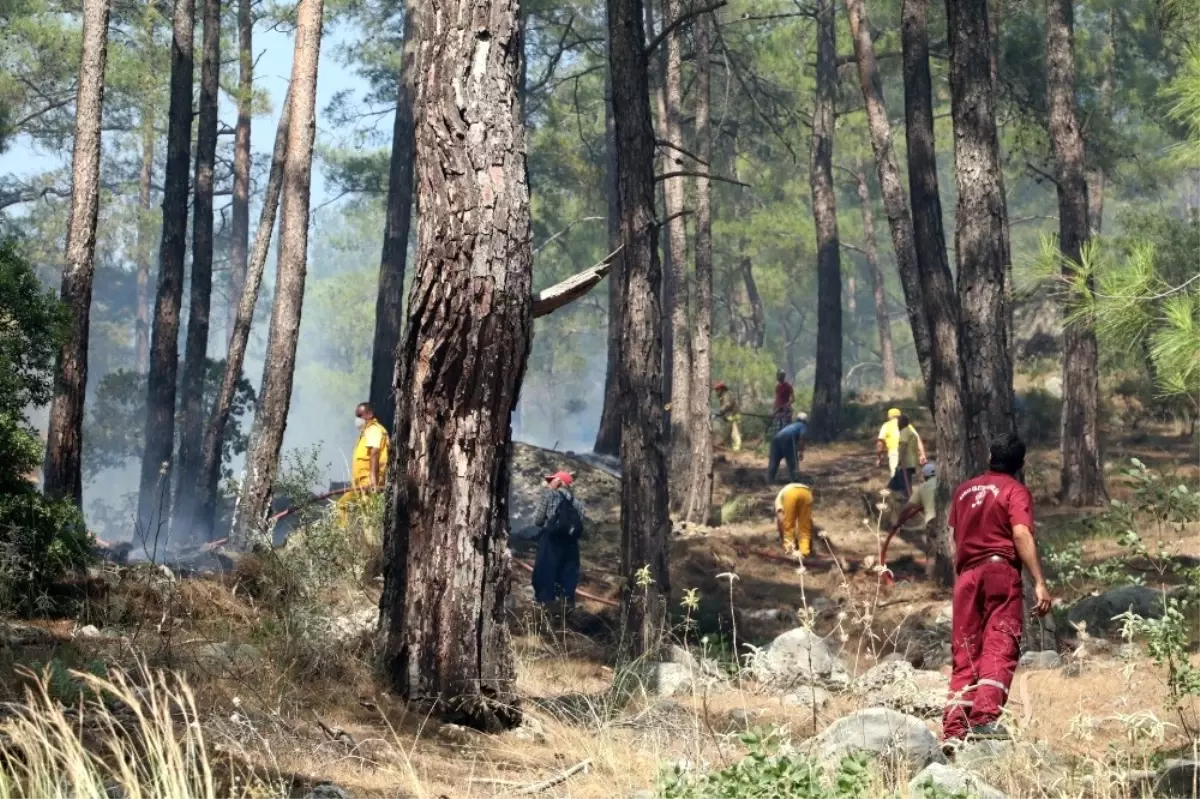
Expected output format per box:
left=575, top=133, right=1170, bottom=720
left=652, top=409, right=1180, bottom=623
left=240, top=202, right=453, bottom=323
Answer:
left=967, top=722, right=1011, bottom=741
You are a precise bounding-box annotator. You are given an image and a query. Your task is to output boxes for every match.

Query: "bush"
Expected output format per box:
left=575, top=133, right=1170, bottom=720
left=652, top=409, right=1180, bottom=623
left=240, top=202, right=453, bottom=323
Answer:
left=657, top=728, right=875, bottom=799
left=1014, top=388, right=1062, bottom=446
left=0, top=489, right=91, bottom=610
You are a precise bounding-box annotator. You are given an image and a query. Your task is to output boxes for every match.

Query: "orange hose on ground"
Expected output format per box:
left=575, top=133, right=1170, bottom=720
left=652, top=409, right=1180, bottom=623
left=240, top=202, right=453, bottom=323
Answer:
left=511, top=558, right=619, bottom=607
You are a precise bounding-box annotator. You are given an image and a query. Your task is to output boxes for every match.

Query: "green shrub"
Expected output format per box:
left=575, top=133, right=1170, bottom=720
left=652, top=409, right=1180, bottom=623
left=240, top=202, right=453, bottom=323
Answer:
left=657, top=728, right=875, bottom=799
left=0, top=489, right=92, bottom=610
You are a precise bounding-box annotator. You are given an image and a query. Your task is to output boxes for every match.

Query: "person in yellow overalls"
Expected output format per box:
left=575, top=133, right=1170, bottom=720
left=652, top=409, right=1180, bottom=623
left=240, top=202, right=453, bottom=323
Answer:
left=714, top=382, right=742, bottom=452
left=338, top=402, right=389, bottom=523
left=775, top=482, right=814, bottom=557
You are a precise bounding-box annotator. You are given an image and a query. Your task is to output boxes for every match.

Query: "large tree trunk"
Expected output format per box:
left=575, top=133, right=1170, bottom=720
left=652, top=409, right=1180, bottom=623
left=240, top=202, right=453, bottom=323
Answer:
left=843, top=0, right=932, bottom=400
left=227, top=0, right=252, bottom=344
left=369, top=4, right=419, bottom=432
left=609, top=0, right=670, bottom=657
left=137, top=0, right=194, bottom=536
left=42, top=0, right=110, bottom=507
left=903, top=0, right=968, bottom=586
left=174, top=0, right=220, bottom=536
left=189, top=92, right=291, bottom=542
left=808, top=0, right=842, bottom=442
left=378, top=0, right=530, bottom=732
left=593, top=32, right=624, bottom=456
left=134, top=110, right=154, bottom=375
left=1047, top=0, right=1105, bottom=506
left=230, top=0, right=322, bottom=546
left=661, top=0, right=690, bottom=503
left=946, top=0, right=1014, bottom=466
left=684, top=7, right=714, bottom=526
left=851, top=170, right=896, bottom=389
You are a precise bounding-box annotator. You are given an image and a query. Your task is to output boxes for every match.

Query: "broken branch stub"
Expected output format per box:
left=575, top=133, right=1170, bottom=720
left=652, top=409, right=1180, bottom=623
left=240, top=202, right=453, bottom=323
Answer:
left=531, top=245, right=622, bottom=319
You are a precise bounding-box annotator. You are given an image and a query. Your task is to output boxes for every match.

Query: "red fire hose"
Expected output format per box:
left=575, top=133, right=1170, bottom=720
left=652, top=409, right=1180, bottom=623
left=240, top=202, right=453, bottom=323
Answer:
left=510, top=558, right=620, bottom=607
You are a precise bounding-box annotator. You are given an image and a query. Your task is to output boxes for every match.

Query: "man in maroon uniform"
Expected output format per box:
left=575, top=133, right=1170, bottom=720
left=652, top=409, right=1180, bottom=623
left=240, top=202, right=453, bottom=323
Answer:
left=942, top=433, right=1052, bottom=745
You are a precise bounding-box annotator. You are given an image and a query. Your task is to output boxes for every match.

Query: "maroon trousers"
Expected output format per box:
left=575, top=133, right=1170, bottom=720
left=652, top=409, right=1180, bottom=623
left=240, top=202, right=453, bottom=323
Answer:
left=942, top=557, right=1024, bottom=740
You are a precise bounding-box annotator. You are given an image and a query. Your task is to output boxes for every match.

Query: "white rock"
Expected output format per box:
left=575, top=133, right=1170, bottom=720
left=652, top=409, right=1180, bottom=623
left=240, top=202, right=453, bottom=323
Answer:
left=643, top=662, right=695, bottom=697
left=815, top=708, right=943, bottom=771
left=907, top=763, right=1005, bottom=799
left=783, top=685, right=832, bottom=710
left=1018, top=650, right=1062, bottom=670
left=751, top=628, right=849, bottom=690
left=77, top=624, right=102, bottom=639
left=853, top=661, right=948, bottom=719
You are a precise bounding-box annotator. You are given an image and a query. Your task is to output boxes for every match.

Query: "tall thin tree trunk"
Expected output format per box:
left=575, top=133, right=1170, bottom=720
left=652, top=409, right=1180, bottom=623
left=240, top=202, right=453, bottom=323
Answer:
left=137, top=0, right=194, bottom=536
left=134, top=110, right=154, bottom=374
left=904, top=0, right=968, bottom=585
left=42, top=0, right=111, bottom=507
left=684, top=7, right=714, bottom=526
left=852, top=170, right=896, bottom=389
left=1087, top=8, right=1115, bottom=236
left=946, top=0, right=1014, bottom=465
left=174, top=0, right=220, bottom=536
left=609, top=0, right=670, bottom=657
left=1047, top=0, right=1105, bottom=506
left=809, top=0, right=842, bottom=442
left=594, top=58, right=624, bottom=457
left=740, top=256, right=765, bottom=349
left=369, top=3, right=419, bottom=431
left=661, top=0, right=690, bottom=503
left=230, top=0, right=323, bottom=546
left=378, top=0, right=530, bottom=731
left=844, top=0, right=933, bottom=400
left=190, top=91, right=291, bottom=542
left=228, top=0, right=252, bottom=343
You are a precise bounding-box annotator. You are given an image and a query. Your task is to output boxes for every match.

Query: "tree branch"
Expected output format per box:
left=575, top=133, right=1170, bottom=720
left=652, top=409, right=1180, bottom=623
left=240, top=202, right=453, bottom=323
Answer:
left=656, top=170, right=749, bottom=187
left=532, top=246, right=622, bottom=319
left=1025, top=161, right=1059, bottom=186
left=656, top=137, right=710, bottom=167
left=646, top=1, right=728, bottom=55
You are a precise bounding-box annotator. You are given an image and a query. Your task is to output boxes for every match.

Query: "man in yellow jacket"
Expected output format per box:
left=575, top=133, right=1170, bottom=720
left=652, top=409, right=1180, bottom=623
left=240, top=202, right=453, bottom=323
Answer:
left=775, top=481, right=815, bottom=557
left=338, top=402, right=389, bottom=524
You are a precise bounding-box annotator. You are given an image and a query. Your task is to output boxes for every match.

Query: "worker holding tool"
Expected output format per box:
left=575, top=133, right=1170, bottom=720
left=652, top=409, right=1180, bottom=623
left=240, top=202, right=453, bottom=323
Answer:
left=530, top=471, right=586, bottom=609
left=774, top=481, right=815, bottom=558
left=338, top=402, right=390, bottom=523
left=876, top=408, right=927, bottom=476
left=714, top=382, right=742, bottom=452
left=768, top=412, right=809, bottom=483
left=942, top=434, right=1052, bottom=747
left=876, top=462, right=938, bottom=583
left=886, top=414, right=923, bottom=500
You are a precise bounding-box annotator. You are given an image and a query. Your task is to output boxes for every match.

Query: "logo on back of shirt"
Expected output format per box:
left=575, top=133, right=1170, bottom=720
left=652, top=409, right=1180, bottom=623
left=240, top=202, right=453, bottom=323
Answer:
left=958, top=483, right=1000, bottom=509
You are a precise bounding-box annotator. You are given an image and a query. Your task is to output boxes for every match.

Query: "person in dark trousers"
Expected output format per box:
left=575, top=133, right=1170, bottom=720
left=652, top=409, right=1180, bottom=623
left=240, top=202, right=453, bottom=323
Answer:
left=768, top=412, right=808, bottom=483
left=769, top=370, right=794, bottom=437
left=531, top=470, right=586, bottom=608
left=942, top=434, right=1053, bottom=750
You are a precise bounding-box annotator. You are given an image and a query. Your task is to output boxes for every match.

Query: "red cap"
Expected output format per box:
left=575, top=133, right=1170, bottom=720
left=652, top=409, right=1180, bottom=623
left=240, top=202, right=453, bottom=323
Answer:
left=714, top=381, right=727, bottom=391
left=545, top=471, right=574, bottom=486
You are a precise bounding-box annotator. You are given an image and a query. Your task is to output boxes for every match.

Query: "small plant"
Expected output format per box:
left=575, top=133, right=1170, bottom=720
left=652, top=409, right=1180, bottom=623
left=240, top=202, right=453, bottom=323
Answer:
left=1119, top=597, right=1200, bottom=737
left=915, top=775, right=970, bottom=799
left=656, top=727, right=877, bottom=799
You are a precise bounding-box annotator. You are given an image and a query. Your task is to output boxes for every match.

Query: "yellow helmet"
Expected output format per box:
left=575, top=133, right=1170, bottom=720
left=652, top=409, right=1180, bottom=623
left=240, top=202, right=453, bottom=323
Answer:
left=887, top=408, right=901, bottom=419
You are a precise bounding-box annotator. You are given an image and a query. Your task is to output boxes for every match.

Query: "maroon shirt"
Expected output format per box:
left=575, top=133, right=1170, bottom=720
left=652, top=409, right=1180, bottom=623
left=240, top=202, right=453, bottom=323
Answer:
left=948, top=471, right=1035, bottom=573
left=774, top=382, right=794, bottom=411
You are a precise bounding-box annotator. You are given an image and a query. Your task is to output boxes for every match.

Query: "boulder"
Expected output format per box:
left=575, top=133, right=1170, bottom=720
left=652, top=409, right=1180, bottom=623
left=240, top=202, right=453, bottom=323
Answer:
left=302, top=784, right=351, bottom=799
left=751, top=628, right=850, bottom=690
left=907, top=763, right=1005, bottom=799
left=783, top=685, right=832, bottom=710
left=814, top=708, right=943, bottom=771
left=329, top=607, right=377, bottom=646
left=1068, top=585, right=1163, bottom=634
left=953, top=739, right=1013, bottom=771
left=852, top=661, right=948, bottom=719
left=642, top=662, right=695, bottom=698
left=76, top=624, right=102, bottom=639
left=1018, top=650, right=1063, bottom=670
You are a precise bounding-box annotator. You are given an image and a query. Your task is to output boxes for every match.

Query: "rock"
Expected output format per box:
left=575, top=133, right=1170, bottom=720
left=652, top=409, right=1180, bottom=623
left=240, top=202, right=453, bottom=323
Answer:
left=1068, top=585, right=1163, bottom=634
left=852, top=661, right=948, bottom=719
left=667, top=645, right=699, bottom=669
left=933, top=604, right=953, bottom=629
left=188, top=642, right=262, bottom=671
left=0, top=622, right=58, bottom=647
left=814, top=708, right=943, bottom=771
left=437, top=723, right=482, bottom=746
left=722, top=707, right=763, bottom=729
left=741, top=607, right=798, bottom=625
left=77, top=624, right=102, bottom=639
left=1154, top=759, right=1200, bottom=798
left=329, top=608, right=377, bottom=646
left=953, top=739, right=1013, bottom=771
left=642, top=662, right=695, bottom=698
left=1018, top=650, right=1063, bottom=670
left=751, top=628, right=850, bottom=690
left=783, top=685, right=832, bottom=710
left=907, top=763, right=1005, bottom=799
left=303, top=783, right=350, bottom=799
